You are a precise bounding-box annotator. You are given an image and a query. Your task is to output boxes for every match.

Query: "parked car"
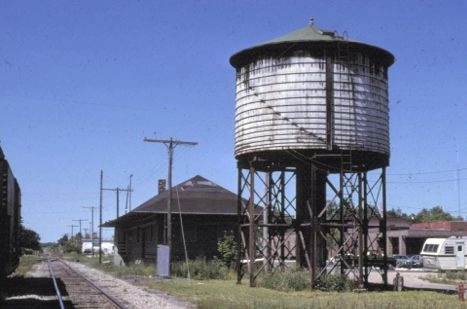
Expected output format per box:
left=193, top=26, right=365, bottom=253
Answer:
left=393, top=255, right=409, bottom=267
left=407, top=255, right=423, bottom=267
left=397, top=255, right=423, bottom=268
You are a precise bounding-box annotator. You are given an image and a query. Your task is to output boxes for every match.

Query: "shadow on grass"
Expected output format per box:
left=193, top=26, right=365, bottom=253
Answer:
left=0, top=276, right=74, bottom=308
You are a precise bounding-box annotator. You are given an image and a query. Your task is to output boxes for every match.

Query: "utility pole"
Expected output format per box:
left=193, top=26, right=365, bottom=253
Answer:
left=457, top=150, right=462, bottom=219
left=144, top=137, right=197, bottom=268
left=99, top=170, right=103, bottom=264
left=73, top=219, right=88, bottom=237
left=125, top=174, right=133, bottom=213
left=83, top=206, right=96, bottom=244
left=100, top=172, right=134, bottom=264
left=102, top=186, right=132, bottom=218
left=67, top=224, right=78, bottom=241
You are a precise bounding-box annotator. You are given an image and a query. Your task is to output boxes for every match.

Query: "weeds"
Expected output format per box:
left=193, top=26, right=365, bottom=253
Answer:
left=77, top=256, right=156, bottom=278
left=314, top=273, right=356, bottom=292
left=15, top=254, right=42, bottom=277
left=426, top=270, right=467, bottom=285
left=445, top=270, right=467, bottom=281
left=171, top=258, right=229, bottom=280
left=257, top=269, right=310, bottom=291
left=257, top=270, right=355, bottom=292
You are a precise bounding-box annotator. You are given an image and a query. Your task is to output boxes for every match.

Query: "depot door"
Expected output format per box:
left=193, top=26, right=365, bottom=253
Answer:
left=456, top=243, right=465, bottom=269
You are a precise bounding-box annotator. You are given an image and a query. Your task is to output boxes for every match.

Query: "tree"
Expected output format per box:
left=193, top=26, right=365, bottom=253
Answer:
left=19, top=224, right=41, bottom=251
left=57, top=234, right=69, bottom=246
left=387, top=208, right=414, bottom=221
left=217, top=231, right=236, bottom=267
left=387, top=206, right=463, bottom=223
left=57, top=233, right=81, bottom=253
left=413, top=206, right=462, bottom=223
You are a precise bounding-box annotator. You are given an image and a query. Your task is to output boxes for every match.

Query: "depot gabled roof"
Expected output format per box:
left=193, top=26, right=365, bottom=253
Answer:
left=132, top=175, right=238, bottom=215
left=102, top=175, right=241, bottom=228
left=230, top=22, right=394, bottom=67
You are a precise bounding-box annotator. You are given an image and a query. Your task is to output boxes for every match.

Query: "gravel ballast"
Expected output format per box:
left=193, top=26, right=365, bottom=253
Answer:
left=20, top=259, right=195, bottom=309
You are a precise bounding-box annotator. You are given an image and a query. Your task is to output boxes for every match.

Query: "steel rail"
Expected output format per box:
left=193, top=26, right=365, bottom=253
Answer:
left=47, top=258, right=65, bottom=309
left=57, top=259, right=129, bottom=309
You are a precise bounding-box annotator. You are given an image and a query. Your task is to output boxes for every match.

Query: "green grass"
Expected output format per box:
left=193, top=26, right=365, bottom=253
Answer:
left=15, top=254, right=43, bottom=276
left=425, top=271, right=467, bottom=285
left=140, top=279, right=467, bottom=309
left=171, top=258, right=230, bottom=280
left=63, top=254, right=467, bottom=309
left=256, top=268, right=311, bottom=291
left=76, top=255, right=157, bottom=278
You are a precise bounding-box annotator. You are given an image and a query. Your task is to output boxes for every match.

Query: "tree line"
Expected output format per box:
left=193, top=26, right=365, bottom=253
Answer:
left=387, top=205, right=463, bottom=222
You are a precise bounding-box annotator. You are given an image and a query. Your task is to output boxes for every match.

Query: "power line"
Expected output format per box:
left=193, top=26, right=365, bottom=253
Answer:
left=388, top=177, right=467, bottom=184
left=388, top=167, right=467, bottom=176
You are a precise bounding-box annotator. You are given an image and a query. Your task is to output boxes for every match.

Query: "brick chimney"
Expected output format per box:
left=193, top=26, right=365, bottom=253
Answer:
left=158, top=179, right=166, bottom=194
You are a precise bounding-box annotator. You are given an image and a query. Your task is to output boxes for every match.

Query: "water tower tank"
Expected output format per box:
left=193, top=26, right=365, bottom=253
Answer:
left=230, top=23, right=395, bottom=171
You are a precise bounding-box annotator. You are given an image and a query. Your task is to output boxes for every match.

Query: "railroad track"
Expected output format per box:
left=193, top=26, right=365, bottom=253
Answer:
left=47, top=258, right=129, bottom=308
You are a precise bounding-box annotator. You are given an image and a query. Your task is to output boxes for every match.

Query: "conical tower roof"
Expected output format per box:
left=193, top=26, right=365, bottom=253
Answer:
left=262, top=23, right=352, bottom=44
left=230, top=22, right=394, bottom=67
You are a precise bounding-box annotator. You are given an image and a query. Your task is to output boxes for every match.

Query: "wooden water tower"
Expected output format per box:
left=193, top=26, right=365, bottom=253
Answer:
left=230, top=22, right=395, bottom=288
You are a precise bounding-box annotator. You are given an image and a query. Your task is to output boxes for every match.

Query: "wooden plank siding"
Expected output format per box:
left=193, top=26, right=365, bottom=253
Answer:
left=115, top=214, right=237, bottom=264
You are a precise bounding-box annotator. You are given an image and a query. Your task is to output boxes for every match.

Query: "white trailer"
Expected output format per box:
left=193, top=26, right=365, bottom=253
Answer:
left=82, top=241, right=93, bottom=254
left=81, top=241, right=115, bottom=255
left=421, top=236, right=467, bottom=270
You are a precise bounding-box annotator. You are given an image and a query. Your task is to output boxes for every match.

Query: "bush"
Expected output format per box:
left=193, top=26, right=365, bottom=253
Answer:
left=445, top=271, right=457, bottom=280
left=172, top=258, right=229, bottom=280
left=314, top=273, right=355, bottom=292
left=217, top=231, right=236, bottom=267
left=61, top=241, right=81, bottom=254
left=445, top=270, right=467, bottom=280
left=257, top=269, right=310, bottom=291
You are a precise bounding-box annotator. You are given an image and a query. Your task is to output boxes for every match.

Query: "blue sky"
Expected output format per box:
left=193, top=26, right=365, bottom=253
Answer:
left=1, top=0, right=466, bottom=242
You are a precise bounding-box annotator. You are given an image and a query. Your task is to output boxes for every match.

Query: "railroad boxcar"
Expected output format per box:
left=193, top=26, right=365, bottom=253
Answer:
left=421, top=236, right=467, bottom=270
left=0, top=147, right=21, bottom=279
